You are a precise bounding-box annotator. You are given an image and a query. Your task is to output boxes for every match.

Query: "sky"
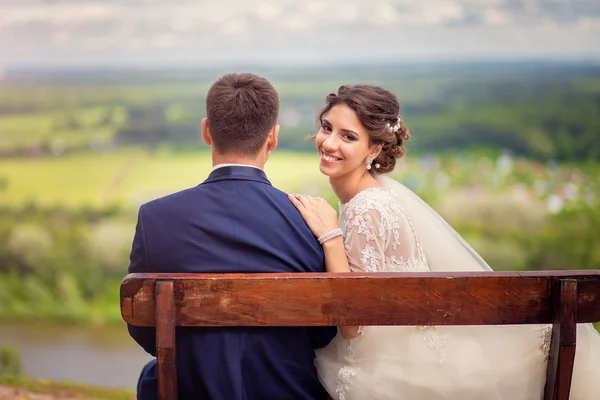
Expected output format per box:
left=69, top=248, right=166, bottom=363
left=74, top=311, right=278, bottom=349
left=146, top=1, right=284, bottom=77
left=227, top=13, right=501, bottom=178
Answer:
left=0, top=0, right=598, bottom=67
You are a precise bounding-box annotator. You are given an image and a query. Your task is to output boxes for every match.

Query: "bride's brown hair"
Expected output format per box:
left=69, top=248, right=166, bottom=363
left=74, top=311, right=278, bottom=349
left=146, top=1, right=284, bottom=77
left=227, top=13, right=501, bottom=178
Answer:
left=316, top=84, right=410, bottom=174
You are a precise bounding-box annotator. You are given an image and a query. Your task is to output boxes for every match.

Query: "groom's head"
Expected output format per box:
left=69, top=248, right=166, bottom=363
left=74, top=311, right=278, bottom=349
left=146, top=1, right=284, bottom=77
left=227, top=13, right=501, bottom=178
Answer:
left=202, top=73, right=280, bottom=165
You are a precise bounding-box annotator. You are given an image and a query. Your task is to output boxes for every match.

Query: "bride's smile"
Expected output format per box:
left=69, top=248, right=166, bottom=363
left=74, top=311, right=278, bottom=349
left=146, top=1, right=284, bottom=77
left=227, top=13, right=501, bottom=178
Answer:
left=320, top=151, right=342, bottom=163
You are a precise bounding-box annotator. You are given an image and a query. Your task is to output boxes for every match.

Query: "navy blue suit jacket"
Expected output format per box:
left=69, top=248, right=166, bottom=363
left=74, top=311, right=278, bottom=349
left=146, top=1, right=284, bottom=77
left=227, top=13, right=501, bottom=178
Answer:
left=127, top=166, right=336, bottom=400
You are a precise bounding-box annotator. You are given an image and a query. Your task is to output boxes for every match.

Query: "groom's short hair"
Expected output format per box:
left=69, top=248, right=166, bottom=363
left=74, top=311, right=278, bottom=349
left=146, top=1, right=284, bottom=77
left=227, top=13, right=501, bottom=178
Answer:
left=206, top=73, right=279, bottom=156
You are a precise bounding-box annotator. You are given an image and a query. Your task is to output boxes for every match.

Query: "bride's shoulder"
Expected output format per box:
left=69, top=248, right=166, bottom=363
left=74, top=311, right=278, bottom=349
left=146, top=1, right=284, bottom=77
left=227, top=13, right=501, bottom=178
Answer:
left=341, top=187, right=399, bottom=216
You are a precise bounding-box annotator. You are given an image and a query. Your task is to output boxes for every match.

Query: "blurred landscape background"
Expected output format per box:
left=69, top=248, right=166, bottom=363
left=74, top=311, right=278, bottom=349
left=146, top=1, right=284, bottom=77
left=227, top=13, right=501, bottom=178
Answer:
left=0, top=0, right=599, bottom=393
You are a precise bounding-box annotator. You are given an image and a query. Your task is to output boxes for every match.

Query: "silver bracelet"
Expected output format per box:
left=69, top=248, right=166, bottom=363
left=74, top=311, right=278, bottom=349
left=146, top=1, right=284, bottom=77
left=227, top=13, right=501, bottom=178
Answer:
left=318, top=228, right=343, bottom=245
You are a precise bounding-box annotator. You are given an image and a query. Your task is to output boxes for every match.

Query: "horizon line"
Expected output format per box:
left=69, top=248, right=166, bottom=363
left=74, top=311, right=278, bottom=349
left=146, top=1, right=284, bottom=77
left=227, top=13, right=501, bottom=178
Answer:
left=3, top=56, right=600, bottom=72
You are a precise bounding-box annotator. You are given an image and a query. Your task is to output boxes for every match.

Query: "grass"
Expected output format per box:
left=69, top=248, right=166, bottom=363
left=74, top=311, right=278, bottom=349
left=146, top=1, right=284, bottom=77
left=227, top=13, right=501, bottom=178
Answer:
left=1, top=147, right=598, bottom=211
left=0, top=106, right=125, bottom=151
left=0, top=375, right=134, bottom=400
left=0, top=276, right=125, bottom=326
left=0, top=149, right=330, bottom=209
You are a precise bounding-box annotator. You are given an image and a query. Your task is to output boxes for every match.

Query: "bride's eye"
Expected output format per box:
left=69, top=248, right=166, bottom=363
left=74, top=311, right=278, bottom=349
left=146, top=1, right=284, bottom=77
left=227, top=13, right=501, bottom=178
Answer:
left=343, top=133, right=357, bottom=141
left=321, top=124, right=332, bottom=132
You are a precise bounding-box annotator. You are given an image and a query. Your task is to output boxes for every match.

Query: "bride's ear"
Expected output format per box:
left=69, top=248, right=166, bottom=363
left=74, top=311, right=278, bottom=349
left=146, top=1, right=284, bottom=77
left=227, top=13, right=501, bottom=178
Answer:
left=369, top=144, right=383, bottom=160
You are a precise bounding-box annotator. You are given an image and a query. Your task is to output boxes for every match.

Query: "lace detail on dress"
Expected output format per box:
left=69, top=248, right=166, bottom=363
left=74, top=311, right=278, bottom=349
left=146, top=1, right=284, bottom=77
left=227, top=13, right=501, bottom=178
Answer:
left=336, top=339, right=358, bottom=400
left=537, top=325, right=553, bottom=359
left=384, top=255, right=430, bottom=272
left=419, top=326, right=448, bottom=365
left=341, top=188, right=404, bottom=251
left=360, top=245, right=381, bottom=272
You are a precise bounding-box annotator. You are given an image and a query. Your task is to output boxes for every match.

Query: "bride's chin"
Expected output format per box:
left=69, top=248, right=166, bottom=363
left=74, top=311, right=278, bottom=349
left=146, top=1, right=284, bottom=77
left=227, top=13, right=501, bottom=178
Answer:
left=319, top=164, right=336, bottom=177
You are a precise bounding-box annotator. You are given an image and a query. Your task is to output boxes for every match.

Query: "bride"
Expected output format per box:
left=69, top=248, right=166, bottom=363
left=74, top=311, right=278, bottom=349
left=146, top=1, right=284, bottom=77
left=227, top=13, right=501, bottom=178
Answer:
left=288, top=84, right=600, bottom=399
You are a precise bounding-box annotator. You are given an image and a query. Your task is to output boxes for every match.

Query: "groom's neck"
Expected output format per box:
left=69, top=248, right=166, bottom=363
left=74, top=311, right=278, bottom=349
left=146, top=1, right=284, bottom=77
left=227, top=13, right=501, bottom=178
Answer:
left=212, top=153, right=265, bottom=170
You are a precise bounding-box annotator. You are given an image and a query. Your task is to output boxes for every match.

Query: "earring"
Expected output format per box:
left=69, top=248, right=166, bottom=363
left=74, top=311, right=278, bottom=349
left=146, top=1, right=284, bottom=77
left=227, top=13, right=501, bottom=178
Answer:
left=366, top=157, right=373, bottom=170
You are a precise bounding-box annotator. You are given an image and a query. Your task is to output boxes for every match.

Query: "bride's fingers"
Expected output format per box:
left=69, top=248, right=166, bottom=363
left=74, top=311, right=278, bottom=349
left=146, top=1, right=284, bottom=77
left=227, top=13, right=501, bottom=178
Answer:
left=288, top=194, right=301, bottom=204
left=288, top=194, right=306, bottom=212
left=295, top=194, right=313, bottom=209
left=291, top=195, right=328, bottom=218
left=306, top=196, right=322, bottom=208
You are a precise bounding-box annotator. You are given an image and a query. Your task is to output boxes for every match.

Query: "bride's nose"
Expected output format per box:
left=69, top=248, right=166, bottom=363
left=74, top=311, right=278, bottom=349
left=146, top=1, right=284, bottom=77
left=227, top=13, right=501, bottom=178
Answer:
left=321, top=135, right=339, bottom=151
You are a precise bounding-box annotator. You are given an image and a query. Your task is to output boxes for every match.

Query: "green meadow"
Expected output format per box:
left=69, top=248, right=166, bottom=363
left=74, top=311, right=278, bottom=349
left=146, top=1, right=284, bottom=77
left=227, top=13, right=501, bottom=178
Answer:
left=0, top=149, right=329, bottom=209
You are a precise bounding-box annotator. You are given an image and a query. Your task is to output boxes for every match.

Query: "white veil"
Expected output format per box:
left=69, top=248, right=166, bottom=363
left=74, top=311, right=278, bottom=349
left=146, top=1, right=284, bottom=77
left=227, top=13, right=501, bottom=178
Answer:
left=376, top=174, right=493, bottom=272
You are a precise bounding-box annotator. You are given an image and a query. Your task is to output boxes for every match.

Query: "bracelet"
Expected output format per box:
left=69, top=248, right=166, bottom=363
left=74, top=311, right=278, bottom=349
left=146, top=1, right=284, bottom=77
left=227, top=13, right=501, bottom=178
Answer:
left=318, top=228, right=343, bottom=245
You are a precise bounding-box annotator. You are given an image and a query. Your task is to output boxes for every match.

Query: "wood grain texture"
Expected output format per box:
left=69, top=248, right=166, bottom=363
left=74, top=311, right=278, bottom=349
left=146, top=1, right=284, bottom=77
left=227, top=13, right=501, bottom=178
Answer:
left=544, top=279, right=578, bottom=400
left=120, top=271, right=600, bottom=328
left=155, top=281, right=177, bottom=400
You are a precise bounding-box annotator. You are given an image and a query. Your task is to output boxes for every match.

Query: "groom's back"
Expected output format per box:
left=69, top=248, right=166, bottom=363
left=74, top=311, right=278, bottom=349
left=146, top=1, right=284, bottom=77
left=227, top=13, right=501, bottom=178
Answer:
left=140, top=174, right=323, bottom=276
left=128, top=166, right=335, bottom=400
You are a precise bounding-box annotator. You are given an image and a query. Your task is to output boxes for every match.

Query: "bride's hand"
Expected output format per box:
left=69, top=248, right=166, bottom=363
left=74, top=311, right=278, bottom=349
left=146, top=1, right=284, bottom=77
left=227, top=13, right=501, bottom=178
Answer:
left=288, top=194, right=339, bottom=238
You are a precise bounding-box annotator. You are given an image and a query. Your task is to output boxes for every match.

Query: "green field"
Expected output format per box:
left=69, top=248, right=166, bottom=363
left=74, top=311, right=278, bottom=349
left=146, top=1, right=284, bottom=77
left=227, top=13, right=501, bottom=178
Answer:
left=0, top=106, right=126, bottom=151
left=0, top=150, right=330, bottom=209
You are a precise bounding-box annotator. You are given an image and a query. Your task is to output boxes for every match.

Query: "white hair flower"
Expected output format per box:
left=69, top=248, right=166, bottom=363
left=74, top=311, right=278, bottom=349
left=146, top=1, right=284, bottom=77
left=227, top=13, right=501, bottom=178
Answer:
left=387, top=118, right=402, bottom=134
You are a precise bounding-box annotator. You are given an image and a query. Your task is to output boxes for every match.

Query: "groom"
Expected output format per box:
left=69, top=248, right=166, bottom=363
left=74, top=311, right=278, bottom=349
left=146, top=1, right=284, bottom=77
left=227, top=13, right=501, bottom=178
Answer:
left=126, top=73, right=336, bottom=400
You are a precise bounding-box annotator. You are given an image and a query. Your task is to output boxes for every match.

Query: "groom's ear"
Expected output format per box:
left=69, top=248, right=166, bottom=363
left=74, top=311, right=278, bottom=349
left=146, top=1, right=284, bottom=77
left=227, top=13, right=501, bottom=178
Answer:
left=266, top=124, right=279, bottom=152
left=201, top=118, right=212, bottom=146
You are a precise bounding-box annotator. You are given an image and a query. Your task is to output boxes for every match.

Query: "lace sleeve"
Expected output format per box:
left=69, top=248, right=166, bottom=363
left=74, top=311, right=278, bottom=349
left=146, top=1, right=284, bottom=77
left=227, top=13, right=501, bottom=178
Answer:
left=344, top=207, right=386, bottom=272
left=342, top=189, right=428, bottom=273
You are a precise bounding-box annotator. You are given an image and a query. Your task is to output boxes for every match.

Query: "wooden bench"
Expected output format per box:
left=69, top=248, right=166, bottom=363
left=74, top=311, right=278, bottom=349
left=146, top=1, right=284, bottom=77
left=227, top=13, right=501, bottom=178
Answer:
left=121, top=270, right=600, bottom=400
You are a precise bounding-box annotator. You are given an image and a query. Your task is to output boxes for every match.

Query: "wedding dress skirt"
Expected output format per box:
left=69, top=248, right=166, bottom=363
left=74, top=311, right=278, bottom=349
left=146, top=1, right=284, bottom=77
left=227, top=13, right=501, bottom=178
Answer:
left=316, top=323, right=600, bottom=400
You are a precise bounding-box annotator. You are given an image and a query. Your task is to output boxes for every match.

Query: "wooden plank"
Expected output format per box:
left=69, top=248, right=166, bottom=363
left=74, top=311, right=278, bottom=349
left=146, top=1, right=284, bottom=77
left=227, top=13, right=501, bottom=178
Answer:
left=155, top=281, right=177, bottom=400
left=120, top=271, right=600, bottom=327
left=555, top=280, right=577, bottom=400
left=544, top=279, right=577, bottom=400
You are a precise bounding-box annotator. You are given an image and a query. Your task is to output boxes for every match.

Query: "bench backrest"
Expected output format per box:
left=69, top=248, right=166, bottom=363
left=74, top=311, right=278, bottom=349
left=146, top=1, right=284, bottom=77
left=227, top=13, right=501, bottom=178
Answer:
left=121, top=270, right=600, bottom=400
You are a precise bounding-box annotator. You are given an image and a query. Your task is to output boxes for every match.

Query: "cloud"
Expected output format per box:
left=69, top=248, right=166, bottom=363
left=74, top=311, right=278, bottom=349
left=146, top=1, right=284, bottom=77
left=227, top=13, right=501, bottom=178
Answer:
left=483, top=8, right=513, bottom=25
left=500, top=0, right=600, bottom=23
left=0, top=0, right=598, bottom=66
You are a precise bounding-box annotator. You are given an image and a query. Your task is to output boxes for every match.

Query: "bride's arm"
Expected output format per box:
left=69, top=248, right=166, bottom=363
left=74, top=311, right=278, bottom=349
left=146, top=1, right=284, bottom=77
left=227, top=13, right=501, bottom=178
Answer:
left=288, top=194, right=359, bottom=339
left=321, top=236, right=350, bottom=273
left=288, top=194, right=350, bottom=273
left=320, top=235, right=360, bottom=338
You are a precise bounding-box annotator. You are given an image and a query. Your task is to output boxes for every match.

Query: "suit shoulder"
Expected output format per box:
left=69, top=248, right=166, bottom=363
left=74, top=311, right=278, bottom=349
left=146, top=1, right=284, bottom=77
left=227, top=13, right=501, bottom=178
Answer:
left=263, top=184, right=291, bottom=198
left=261, top=184, right=304, bottom=210
left=139, top=185, right=200, bottom=211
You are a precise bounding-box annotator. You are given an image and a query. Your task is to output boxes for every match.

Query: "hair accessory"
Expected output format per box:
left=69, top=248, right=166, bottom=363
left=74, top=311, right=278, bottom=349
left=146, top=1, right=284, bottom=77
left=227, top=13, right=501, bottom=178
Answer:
left=366, top=157, right=373, bottom=170
left=375, top=163, right=381, bottom=169
left=318, top=228, right=343, bottom=245
left=388, top=117, right=402, bottom=134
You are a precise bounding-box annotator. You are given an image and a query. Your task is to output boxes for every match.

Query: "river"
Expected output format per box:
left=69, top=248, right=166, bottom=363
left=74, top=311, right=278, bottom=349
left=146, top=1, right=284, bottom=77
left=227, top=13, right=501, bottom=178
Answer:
left=0, top=322, right=152, bottom=389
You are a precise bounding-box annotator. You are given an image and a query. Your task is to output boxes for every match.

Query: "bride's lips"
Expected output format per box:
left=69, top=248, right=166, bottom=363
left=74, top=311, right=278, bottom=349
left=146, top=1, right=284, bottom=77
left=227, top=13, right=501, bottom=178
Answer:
left=320, top=152, right=342, bottom=165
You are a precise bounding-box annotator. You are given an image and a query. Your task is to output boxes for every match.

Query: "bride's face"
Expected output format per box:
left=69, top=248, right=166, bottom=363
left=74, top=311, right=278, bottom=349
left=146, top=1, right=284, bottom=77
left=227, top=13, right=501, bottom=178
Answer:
left=316, top=104, right=372, bottom=179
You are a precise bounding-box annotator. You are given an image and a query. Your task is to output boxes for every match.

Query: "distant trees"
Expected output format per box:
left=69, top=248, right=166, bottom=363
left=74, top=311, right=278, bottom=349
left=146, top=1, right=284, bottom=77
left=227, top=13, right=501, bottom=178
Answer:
left=1, top=70, right=599, bottom=161
left=403, top=82, right=600, bottom=161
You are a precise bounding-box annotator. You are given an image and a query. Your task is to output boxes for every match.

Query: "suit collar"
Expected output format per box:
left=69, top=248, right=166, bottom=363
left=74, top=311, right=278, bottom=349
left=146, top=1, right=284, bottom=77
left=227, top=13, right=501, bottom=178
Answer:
left=203, top=165, right=271, bottom=185
left=212, top=163, right=263, bottom=172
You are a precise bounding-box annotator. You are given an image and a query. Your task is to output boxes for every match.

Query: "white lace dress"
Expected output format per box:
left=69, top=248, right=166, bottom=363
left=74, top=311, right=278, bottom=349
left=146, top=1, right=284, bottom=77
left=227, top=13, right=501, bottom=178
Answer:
left=314, top=187, right=600, bottom=400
